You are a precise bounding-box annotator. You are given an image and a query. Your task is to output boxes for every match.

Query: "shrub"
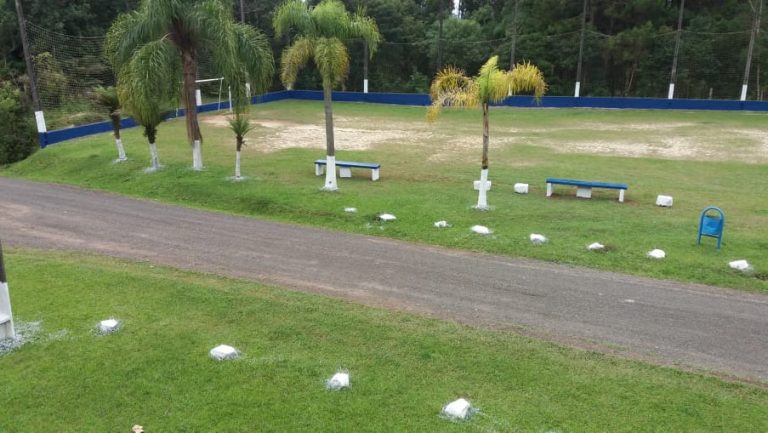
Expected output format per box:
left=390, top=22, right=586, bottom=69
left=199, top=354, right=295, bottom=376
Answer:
left=0, top=80, right=37, bottom=165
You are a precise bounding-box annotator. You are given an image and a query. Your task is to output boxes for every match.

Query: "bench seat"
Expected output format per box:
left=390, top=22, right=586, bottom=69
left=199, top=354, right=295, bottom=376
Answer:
left=546, top=177, right=628, bottom=202
left=315, top=160, right=381, bottom=181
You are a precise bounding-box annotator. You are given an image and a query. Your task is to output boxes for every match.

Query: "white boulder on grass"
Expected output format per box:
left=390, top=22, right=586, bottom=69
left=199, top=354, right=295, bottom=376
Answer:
left=434, top=220, right=449, bottom=228
left=587, top=242, right=605, bottom=251
left=442, top=398, right=473, bottom=420
left=529, top=233, right=547, bottom=245
left=378, top=213, right=397, bottom=221
left=98, top=319, right=120, bottom=334
left=514, top=183, right=529, bottom=194
left=656, top=195, right=674, bottom=207
left=647, top=249, right=666, bottom=259
left=326, top=372, right=350, bottom=390
left=729, top=259, right=752, bottom=272
left=344, top=207, right=358, bottom=213
left=471, top=225, right=491, bottom=235
left=209, top=344, right=240, bottom=361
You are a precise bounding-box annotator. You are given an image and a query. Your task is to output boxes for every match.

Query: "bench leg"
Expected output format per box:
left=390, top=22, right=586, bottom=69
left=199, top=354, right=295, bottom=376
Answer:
left=315, top=164, right=324, bottom=176
left=546, top=183, right=552, bottom=197
left=576, top=187, right=592, bottom=199
left=371, top=168, right=380, bottom=181
left=339, top=167, right=352, bottom=178
left=619, top=189, right=625, bottom=203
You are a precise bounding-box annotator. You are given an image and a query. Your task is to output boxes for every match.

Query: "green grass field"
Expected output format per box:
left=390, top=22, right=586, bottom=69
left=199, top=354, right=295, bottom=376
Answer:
left=1, top=250, right=766, bottom=432
left=4, top=100, right=766, bottom=292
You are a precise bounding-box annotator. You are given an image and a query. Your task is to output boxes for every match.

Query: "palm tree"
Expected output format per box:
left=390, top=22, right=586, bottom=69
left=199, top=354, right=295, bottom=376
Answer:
left=428, top=55, right=546, bottom=209
left=273, top=0, right=380, bottom=191
left=105, top=0, right=274, bottom=171
left=91, top=86, right=127, bottom=162
left=228, top=113, right=255, bottom=180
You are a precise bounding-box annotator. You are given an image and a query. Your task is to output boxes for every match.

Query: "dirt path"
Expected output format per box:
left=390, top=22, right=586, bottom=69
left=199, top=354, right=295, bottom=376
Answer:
left=1, top=177, right=766, bottom=384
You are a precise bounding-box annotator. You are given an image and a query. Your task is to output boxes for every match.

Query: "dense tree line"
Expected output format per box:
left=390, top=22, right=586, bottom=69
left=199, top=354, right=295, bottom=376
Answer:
left=1, top=0, right=767, bottom=101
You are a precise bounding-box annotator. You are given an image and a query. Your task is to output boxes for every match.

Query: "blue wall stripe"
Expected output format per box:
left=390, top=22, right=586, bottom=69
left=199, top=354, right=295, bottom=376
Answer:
left=39, top=91, right=768, bottom=148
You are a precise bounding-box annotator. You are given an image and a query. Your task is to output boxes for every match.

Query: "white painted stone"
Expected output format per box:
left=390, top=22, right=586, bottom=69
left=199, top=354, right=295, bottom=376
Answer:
left=471, top=225, right=491, bottom=235
left=647, top=249, right=666, bottom=259
left=344, top=207, right=358, bottom=213
left=326, top=372, right=350, bottom=390
left=514, top=183, right=529, bottom=194
left=729, top=259, right=752, bottom=271
left=98, top=319, right=120, bottom=334
left=473, top=180, right=492, bottom=190
left=656, top=195, right=674, bottom=207
left=442, top=398, right=472, bottom=420
left=132, top=425, right=144, bottom=433
left=434, top=220, right=449, bottom=228
left=209, top=344, right=239, bottom=361
left=587, top=242, right=605, bottom=251
left=378, top=213, right=396, bottom=221
left=529, top=233, right=547, bottom=245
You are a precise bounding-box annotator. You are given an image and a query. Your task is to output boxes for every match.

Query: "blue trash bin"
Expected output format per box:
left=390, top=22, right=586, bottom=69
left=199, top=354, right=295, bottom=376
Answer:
left=697, top=206, right=725, bottom=250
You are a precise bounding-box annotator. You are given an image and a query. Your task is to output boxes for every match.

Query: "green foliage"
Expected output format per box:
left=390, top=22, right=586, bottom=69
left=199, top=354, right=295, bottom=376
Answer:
left=0, top=80, right=37, bottom=165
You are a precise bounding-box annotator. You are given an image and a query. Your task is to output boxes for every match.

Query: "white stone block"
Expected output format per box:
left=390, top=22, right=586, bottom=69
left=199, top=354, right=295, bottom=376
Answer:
left=209, top=344, right=239, bottom=361
left=378, top=213, right=396, bottom=221
left=576, top=187, right=592, bottom=199
left=326, top=372, right=350, bottom=390
left=473, top=180, right=492, bottom=191
left=656, top=195, right=674, bottom=207
left=434, top=220, right=449, bottom=228
left=344, top=207, right=357, bottom=213
left=647, top=249, right=666, bottom=259
left=729, top=259, right=752, bottom=271
left=587, top=242, right=605, bottom=251
left=514, top=183, right=529, bottom=194
left=339, top=167, right=352, bottom=178
left=471, top=225, right=491, bottom=235
left=98, top=319, right=120, bottom=334
left=442, top=398, right=472, bottom=420
left=529, top=233, right=547, bottom=245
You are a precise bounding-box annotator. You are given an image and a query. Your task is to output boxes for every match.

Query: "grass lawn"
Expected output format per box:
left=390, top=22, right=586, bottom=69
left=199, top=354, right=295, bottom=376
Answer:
left=1, top=249, right=766, bottom=433
left=3, top=100, right=768, bottom=292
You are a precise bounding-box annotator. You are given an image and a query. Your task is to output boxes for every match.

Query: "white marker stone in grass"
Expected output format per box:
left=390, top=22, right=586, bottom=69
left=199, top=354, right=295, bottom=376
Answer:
left=514, top=183, right=529, bottom=194
left=434, top=220, right=449, bottom=228
left=587, top=242, right=605, bottom=251
left=655, top=195, right=674, bottom=207
left=647, top=249, right=666, bottom=259
left=442, top=398, right=473, bottom=420
left=729, top=259, right=752, bottom=272
left=97, top=319, right=120, bottom=334
left=378, top=213, right=397, bottom=221
left=471, top=225, right=491, bottom=235
left=209, top=344, right=240, bottom=361
left=344, top=207, right=358, bottom=213
left=529, top=233, right=547, bottom=245
left=326, top=372, right=350, bottom=390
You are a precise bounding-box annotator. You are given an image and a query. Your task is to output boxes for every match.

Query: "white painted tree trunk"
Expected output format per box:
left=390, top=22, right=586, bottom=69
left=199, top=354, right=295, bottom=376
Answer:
left=323, top=155, right=338, bottom=191
left=149, top=142, right=160, bottom=170
left=192, top=140, right=203, bottom=170
left=115, top=138, right=127, bottom=161
left=235, top=151, right=241, bottom=179
left=0, top=281, right=15, bottom=340
left=476, top=168, right=490, bottom=209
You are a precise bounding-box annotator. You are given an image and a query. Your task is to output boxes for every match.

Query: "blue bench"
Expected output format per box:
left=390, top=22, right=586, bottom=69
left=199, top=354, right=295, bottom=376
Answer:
left=546, top=177, right=628, bottom=202
left=315, top=160, right=381, bottom=181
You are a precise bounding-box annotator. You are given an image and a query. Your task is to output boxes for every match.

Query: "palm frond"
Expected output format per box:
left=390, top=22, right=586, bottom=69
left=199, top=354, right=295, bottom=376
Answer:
left=227, top=113, right=255, bottom=138
left=348, top=14, right=381, bottom=58
left=232, top=23, right=275, bottom=99
left=312, top=0, right=351, bottom=39
left=280, top=37, right=314, bottom=89
left=313, top=37, right=350, bottom=88
left=508, top=62, right=547, bottom=101
left=476, top=55, right=509, bottom=104
left=273, top=0, right=315, bottom=38
left=91, top=86, right=120, bottom=113
left=427, top=66, right=479, bottom=122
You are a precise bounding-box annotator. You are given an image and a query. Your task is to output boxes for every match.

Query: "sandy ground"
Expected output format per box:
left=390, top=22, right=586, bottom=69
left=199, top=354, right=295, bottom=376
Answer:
left=202, top=114, right=768, bottom=163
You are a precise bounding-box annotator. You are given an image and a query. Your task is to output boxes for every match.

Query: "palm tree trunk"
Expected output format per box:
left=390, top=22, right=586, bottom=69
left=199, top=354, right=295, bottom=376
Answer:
left=149, top=142, right=160, bottom=171
left=235, top=137, right=243, bottom=179
left=322, top=84, right=338, bottom=191
left=111, top=115, right=127, bottom=161
left=477, top=103, right=490, bottom=209
left=182, top=49, right=204, bottom=170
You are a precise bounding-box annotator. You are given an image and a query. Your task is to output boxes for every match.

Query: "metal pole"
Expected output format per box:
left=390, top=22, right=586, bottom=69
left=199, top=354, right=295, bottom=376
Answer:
left=574, top=0, right=588, bottom=97
left=239, top=0, right=245, bottom=23
left=509, top=0, right=520, bottom=68
left=363, top=43, right=369, bottom=93
left=437, top=0, right=444, bottom=73
left=14, top=0, right=40, bottom=111
left=668, top=0, right=685, bottom=99
left=741, top=0, right=763, bottom=101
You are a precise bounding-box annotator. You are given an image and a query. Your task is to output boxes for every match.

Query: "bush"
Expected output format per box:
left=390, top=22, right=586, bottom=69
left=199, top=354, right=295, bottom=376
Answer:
left=0, top=80, right=37, bottom=165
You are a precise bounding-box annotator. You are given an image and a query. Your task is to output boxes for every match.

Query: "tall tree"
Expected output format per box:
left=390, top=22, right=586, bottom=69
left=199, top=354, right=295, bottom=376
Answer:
left=106, top=0, right=274, bottom=171
left=274, top=0, right=380, bottom=191
left=428, top=55, right=545, bottom=209
left=91, top=86, right=127, bottom=162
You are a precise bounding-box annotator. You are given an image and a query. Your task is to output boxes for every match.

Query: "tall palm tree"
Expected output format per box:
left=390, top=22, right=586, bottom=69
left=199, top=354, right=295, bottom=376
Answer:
left=274, top=0, right=380, bottom=191
left=91, top=86, right=127, bottom=162
left=428, top=55, right=546, bottom=210
left=105, top=0, right=274, bottom=171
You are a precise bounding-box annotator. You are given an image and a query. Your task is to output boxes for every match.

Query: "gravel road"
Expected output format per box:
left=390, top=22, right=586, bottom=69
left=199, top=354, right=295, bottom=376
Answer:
left=1, top=177, right=766, bottom=383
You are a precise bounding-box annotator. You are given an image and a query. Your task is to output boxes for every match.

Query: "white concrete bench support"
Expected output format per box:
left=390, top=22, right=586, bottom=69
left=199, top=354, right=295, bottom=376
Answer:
left=314, top=160, right=381, bottom=181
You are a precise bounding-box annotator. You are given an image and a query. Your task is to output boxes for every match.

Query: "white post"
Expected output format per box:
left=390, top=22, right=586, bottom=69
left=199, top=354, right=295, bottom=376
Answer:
left=34, top=110, right=47, bottom=133
left=0, top=242, right=16, bottom=341
left=195, top=89, right=202, bottom=106
left=475, top=168, right=490, bottom=210
left=323, top=155, right=338, bottom=191
left=192, top=140, right=203, bottom=170
left=246, top=83, right=251, bottom=99
left=740, top=84, right=748, bottom=101
left=667, top=83, right=675, bottom=100
left=574, top=81, right=581, bottom=98
left=364, top=79, right=369, bottom=94
left=228, top=86, right=232, bottom=113
left=235, top=150, right=241, bottom=179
